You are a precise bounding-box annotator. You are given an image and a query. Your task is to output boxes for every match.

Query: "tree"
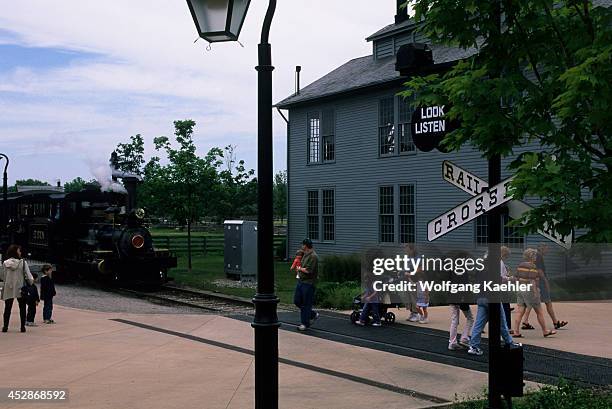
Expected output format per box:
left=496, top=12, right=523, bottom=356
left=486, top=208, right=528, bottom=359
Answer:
left=151, top=120, right=219, bottom=272
left=63, top=177, right=99, bottom=193
left=9, top=179, right=50, bottom=192
left=402, top=0, right=612, bottom=242
left=209, top=145, right=257, bottom=222
left=113, top=134, right=145, bottom=176
left=273, top=170, right=287, bottom=222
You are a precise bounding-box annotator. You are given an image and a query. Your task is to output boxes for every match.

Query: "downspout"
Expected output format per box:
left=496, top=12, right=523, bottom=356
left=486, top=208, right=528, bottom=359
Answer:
left=276, top=106, right=289, bottom=260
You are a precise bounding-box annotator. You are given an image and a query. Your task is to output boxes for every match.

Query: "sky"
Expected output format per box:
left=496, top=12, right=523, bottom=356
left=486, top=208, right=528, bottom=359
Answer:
left=0, top=1, right=395, bottom=185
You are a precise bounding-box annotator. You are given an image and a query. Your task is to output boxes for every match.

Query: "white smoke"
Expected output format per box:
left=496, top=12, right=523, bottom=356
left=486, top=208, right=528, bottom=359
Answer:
left=90, top=162, right=127, bottom=193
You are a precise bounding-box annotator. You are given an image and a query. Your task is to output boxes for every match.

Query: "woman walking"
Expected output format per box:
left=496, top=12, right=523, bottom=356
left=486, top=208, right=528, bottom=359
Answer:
left=511, top=248, right=556, bottom=338
left=1, top=245, right=34, bottom=333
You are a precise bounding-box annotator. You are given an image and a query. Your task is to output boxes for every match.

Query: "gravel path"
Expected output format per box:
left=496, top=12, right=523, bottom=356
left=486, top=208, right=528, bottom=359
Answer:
left=54, top=284, right=208, bottom=314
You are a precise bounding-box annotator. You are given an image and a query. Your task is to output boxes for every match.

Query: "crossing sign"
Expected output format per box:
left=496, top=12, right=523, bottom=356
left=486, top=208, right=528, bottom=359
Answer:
left=428, top=161, right=573, bottom=248
left=428, top=176, right=515, bottom=241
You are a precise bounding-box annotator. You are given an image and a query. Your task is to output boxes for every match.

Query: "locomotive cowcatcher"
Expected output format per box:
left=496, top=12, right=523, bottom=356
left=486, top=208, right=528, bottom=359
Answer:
left=0, top=182, right=176, bottom=286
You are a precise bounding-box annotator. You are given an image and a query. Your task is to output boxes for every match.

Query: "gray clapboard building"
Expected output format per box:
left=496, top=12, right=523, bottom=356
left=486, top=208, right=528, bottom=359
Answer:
left=275, top=2, right=603, bottom=276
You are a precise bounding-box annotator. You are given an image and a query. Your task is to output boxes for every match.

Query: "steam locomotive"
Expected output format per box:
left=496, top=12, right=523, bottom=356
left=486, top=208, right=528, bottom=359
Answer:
left=0, top=180, right=176, bottom=286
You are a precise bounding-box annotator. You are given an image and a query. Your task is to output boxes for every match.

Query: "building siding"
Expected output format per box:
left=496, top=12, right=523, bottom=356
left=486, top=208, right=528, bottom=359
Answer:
left=287, top=88, right=570, bottom=277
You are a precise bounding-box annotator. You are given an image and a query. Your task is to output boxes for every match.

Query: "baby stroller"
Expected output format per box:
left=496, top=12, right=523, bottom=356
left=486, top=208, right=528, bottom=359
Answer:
left=349, top=271, right=402, bottom=325
left=349, top=292, right=396, bottom=325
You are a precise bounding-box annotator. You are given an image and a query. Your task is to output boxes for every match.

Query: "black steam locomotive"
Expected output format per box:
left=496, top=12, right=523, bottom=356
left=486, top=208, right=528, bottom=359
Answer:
left=0, top=182, right=176, bottom=286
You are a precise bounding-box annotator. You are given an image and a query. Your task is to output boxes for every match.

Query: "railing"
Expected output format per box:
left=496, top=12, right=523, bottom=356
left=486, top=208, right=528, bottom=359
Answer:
left=152, top=235, right=286, bottom=257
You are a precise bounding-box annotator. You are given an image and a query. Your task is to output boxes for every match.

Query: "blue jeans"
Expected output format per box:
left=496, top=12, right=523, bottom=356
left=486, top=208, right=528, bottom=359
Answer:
left=359, top=302, right=380, bottom=324
left=293, top=281, right=316, bottom=326
left=43, top=298, right=53, bottom=321
left=470, top=298, right=513, bottom=349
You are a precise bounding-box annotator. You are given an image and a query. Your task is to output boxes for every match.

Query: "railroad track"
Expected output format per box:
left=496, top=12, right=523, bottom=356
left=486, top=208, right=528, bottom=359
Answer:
left=116, top=285, right=611, bottom=387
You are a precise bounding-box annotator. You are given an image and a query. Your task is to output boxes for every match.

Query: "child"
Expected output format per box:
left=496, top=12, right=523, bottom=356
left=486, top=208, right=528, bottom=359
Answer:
left=356, top=274, right=381, bottom=327
left=40, top=265, right=56, bottom=324
left=415, top=271, right=429, bottom=324
left=290, top=249, right=304, bottom=279
left=25, top=273, right=40, bottom=327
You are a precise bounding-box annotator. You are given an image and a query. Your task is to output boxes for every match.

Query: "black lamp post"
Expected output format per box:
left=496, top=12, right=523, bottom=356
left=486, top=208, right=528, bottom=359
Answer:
left=0, top=153, right=8, bottom=230
left=185, top=1, right=280, bottom=408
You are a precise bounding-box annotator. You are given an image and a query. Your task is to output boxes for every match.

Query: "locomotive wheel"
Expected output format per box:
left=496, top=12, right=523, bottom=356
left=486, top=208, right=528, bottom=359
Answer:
left=350, top=311, right=359, bottom=324
left=385, top=312, right=396, bottom=323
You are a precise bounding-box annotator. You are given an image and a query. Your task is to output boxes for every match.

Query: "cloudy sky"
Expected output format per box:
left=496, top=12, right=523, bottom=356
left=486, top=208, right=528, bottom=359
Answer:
left=0, top=1, right=395, bottom=185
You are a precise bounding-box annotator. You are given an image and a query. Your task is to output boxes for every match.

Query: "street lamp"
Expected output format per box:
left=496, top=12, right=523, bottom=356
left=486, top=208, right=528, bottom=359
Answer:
left=185, top=1, right=280, bottom=409
left=186, top=0, right=251, bottom=42
left=0, top=153, right=9, bottom=246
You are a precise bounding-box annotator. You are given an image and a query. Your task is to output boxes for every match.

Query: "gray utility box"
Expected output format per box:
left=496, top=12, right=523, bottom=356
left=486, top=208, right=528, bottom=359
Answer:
left=224, top=220, right=257, bottom=281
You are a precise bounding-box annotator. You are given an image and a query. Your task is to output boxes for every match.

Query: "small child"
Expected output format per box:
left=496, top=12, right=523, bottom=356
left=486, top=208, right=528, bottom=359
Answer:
left=25, top=273, right=40, bottom=327
left=290, top=249, right=304, bottom=279
left=40, top=265, right=56, bottom=324
left=356, top=274, right=381, bottom=327
left=415, top=271, right=429, bottom=324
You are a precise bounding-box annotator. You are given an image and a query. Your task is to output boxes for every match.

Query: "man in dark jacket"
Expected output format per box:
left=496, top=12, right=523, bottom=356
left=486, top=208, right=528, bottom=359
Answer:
left=294, top=238, right=319, bottom=331
left=40, top=265, right=56, bottom=324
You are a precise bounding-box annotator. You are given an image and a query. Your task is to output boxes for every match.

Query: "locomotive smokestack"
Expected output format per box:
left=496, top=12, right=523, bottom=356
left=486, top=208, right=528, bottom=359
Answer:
left=122, top=176, right=140, bottom=212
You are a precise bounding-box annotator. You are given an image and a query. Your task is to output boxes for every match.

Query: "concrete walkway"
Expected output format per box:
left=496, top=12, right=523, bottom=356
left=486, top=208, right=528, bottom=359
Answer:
left=1, top=305, right=511, bottom=409
left=373, top=301, right=612, bottom=358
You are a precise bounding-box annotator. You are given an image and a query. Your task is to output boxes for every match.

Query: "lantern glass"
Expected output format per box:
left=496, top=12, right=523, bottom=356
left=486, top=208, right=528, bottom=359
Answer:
left=187, top=0, right=251, bottom=43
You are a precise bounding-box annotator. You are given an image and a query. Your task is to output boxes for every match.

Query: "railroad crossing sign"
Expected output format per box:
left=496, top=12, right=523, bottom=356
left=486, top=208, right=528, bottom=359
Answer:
left=427, top=161, right=573, bottom=248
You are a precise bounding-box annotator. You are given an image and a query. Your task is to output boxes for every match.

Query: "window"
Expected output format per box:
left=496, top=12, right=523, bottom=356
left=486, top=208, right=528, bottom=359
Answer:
left=379, top=97, right=395, bottom=155
left=503, top=214, right=524, bottom=247
left=399, top=185, right=415, bottom=243
left=322, top=109, right=335, bottom=162
left=379, top=186, right=395, bottom=242
left=307, top=190, right=319, bottom=240
left=308, top=109, right=335, bottom=164
left=322, top=189, right=335, bottom=241
left=398, top=97, right=415, bottom=153
left=474, top=214, right=524, bottom=247
left=308, top=113, right=320, bottom=164
left=475, top=215, right=488, bottom=246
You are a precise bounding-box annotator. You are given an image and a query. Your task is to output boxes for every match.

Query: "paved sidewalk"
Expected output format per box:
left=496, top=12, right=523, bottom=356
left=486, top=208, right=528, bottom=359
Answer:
left=0, top=305, right=511, bottom=409
left=372, top=302, right=612, bottom=358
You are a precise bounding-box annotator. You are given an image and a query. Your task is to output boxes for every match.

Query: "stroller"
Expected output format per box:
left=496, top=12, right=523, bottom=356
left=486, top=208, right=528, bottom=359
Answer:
left=349, top=274, right=400, bottom=325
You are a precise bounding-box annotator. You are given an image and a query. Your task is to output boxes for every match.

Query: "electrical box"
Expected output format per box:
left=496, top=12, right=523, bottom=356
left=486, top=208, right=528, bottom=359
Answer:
left=224, top=220, right=257, bottom=281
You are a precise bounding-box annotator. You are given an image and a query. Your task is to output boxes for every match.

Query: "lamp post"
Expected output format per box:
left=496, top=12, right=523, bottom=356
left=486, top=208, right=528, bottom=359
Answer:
left=0, top=153, right=8, bottom=232
left=185, top=1, right=280, bottom=408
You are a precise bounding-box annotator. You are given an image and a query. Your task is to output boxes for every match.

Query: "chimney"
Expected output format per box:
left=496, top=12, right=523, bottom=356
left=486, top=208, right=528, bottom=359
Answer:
left=395, top=0, right=409, bottom=24
left=295, top=66, right=302, bottom=95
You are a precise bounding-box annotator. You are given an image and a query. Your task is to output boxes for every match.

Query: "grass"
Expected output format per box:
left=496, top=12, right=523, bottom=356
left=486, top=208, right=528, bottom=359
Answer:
left=449, top=380, right=611, bottom=409
left=167, top=254, right=298, bottom=304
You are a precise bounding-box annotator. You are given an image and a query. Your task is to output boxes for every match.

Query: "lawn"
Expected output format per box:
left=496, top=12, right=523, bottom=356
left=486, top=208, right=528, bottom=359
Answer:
left=167, top=254, right=298, bottom=304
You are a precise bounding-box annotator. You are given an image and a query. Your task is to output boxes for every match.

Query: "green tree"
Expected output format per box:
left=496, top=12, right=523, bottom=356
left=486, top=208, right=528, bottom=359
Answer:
left=402, top=0, right=612, bottom=242
left=273, top=170, right=287, bottom=222
left=63, top=177, right=99, bottom=193
left=210, top=145, right=257, bottom=222
left=113, top=134, right=145, bottom=175
left=9, top=179, right=50, bottom=192
left=151, top=120, right=219, bottom=272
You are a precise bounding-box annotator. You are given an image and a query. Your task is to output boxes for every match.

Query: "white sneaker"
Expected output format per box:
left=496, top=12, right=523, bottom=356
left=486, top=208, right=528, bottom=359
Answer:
left=408, top=313, right=420, bottom=322
left=468, top=346, right=483, bottom=356
left=297, top=324, right=307, bottom=331
left=448, top=343, right=462, bottom=351
left=418, top=318, right=429, bottom=324
left=310, top=312, right=320, bottom=325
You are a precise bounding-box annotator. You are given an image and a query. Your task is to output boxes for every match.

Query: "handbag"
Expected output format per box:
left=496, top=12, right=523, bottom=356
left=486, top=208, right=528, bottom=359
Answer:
left=19, top=261, right=33, bottom=302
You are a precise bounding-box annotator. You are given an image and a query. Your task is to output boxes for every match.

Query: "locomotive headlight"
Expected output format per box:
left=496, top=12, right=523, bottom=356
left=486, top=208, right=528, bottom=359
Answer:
left=132, top=234, right=145, bottom=249
left=135, top=208, right=145, bottom=219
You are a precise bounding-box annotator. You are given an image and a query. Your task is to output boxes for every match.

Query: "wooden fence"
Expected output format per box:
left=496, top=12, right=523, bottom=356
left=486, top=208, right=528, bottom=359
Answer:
left=152, top=235, right=286, bottom=257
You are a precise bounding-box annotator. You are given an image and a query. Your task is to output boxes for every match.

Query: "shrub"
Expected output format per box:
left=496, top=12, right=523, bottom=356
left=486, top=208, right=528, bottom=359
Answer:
left=320, top=254, right=361, bottom=282
left=450, top=380, right=611, bottom=409
left=275, top=238, right=287, bottom=260
left=316, top=281, right=361, bottom=310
